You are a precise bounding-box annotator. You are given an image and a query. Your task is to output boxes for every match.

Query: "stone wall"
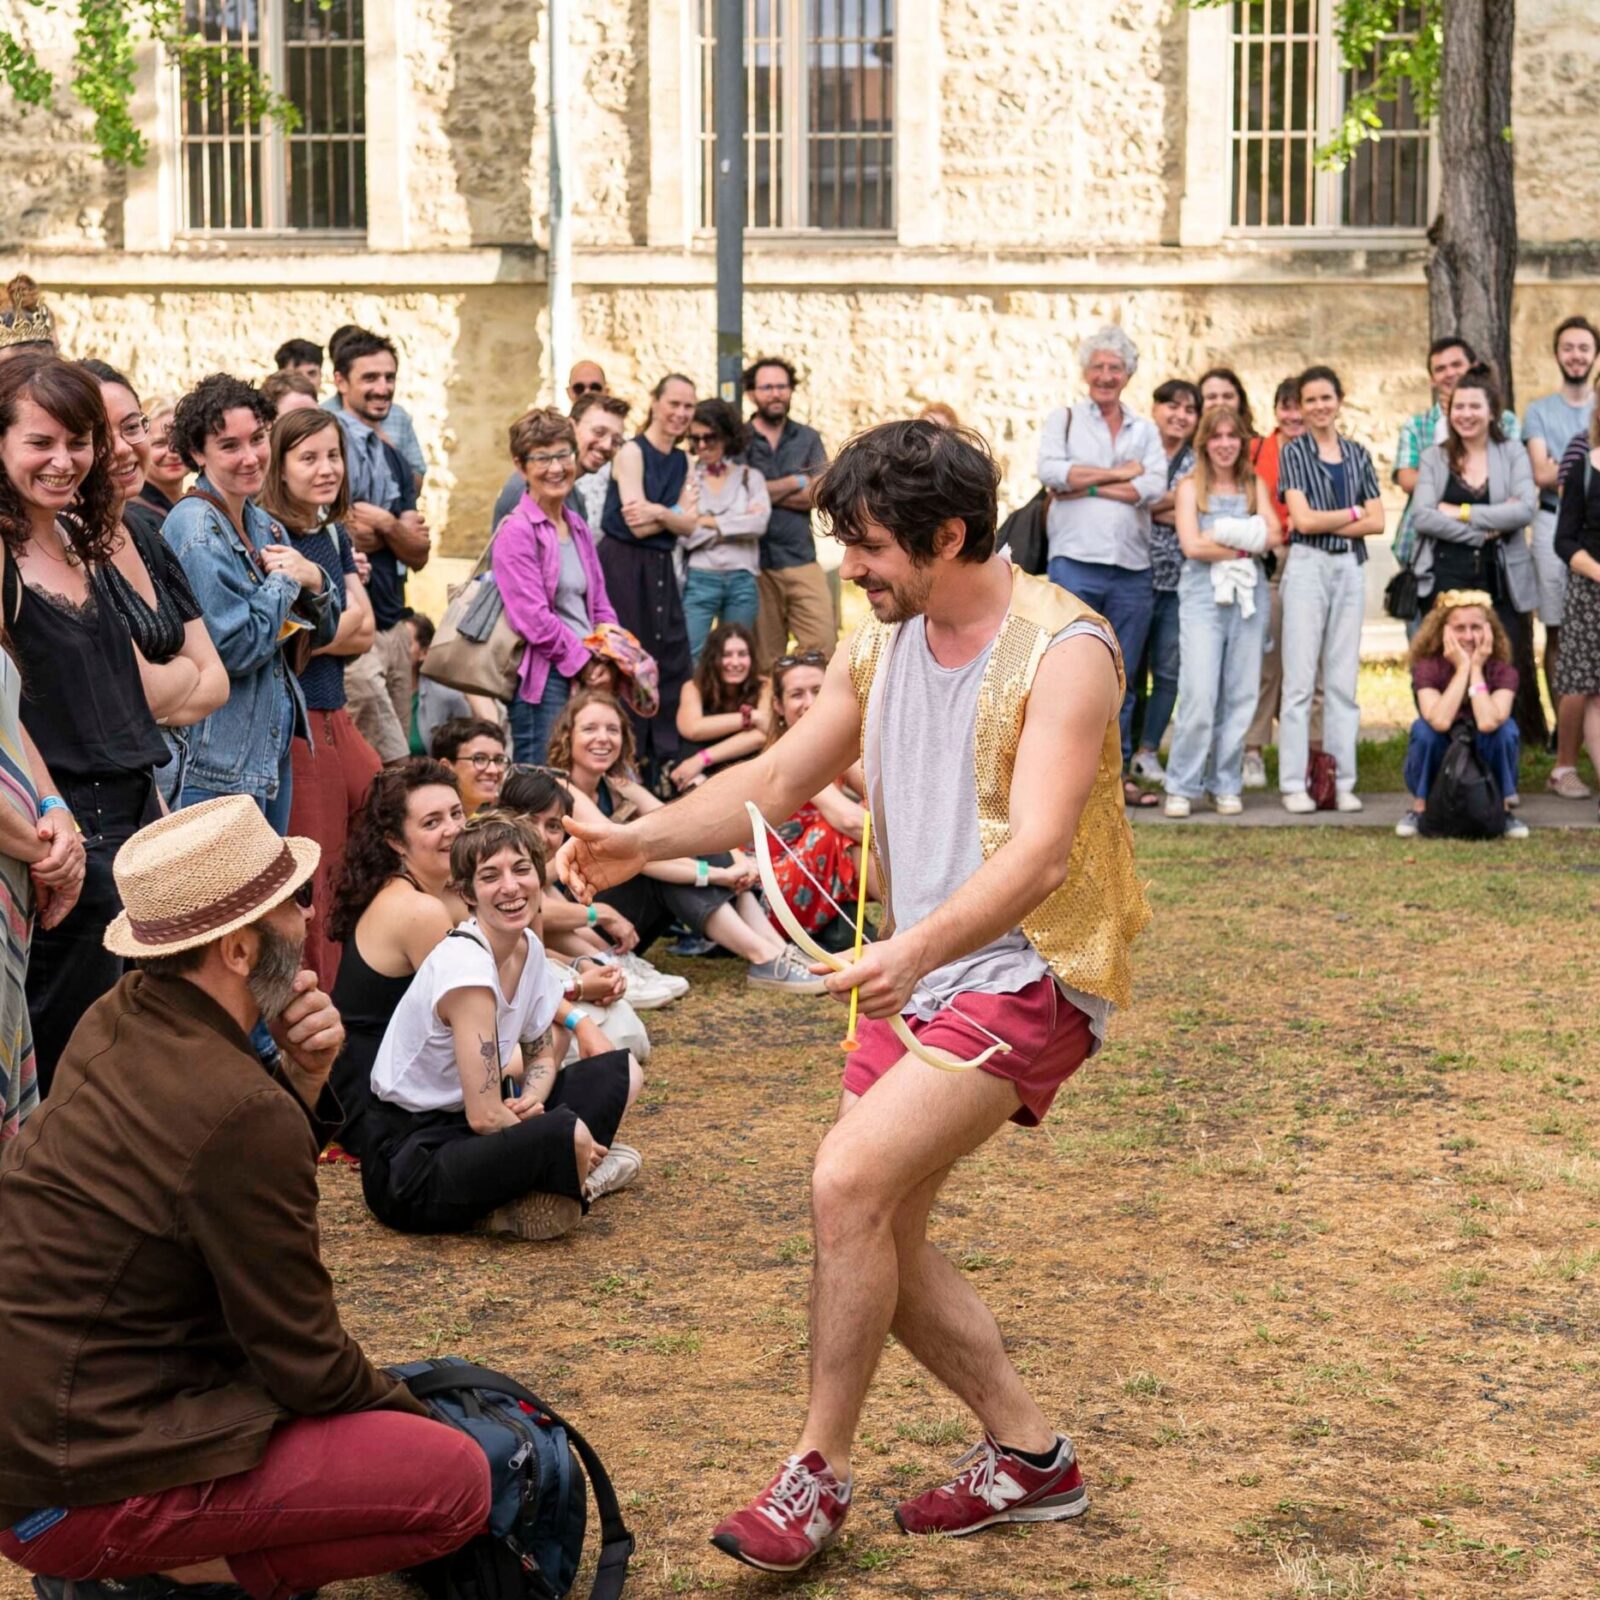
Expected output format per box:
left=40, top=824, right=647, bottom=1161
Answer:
left=1513, top=0, right=1600, bottom=246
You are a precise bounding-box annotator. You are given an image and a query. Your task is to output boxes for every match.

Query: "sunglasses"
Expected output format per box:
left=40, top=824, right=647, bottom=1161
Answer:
left=505, top=762, right=571, bottom=781
left=686, top=431, right=718, bottom=448
left=775, top=650, right=827, bottom=669
left=570, top=381, right=605, bottom=395
left=292, top=879, right=316, bottom=909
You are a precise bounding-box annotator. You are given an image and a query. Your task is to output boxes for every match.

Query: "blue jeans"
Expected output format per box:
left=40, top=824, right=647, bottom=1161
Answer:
left=510, top=670, right=571, bottom=766
left=1403, top=718, right=1521, bottom=801
left=1047, top=556, right=1155, bottom=762
left=180, top=731, right=294, bottom=835
left=683, top=567, right=759, bottom=662
left=1165, top=559, right=1269, bottom=800
left=1132, top=586, right=1181, bottom=752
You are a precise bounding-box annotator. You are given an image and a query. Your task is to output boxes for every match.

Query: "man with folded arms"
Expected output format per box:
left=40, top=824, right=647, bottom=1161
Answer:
left=0, top=797, right=488, bottom=1600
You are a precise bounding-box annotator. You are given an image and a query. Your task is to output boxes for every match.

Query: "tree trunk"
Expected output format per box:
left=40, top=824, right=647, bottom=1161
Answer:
left=1427, top=0, right=1517, bottom=404
left=1427, top=0, right=1541, bottom=746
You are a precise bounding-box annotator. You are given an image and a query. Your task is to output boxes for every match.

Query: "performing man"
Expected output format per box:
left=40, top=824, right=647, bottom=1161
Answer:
left=559, top=418, right=1148, bottom=1572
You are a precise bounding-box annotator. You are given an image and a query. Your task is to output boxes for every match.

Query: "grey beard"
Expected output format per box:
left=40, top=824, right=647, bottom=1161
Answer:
left=247, top=923, right=304, bottom=1023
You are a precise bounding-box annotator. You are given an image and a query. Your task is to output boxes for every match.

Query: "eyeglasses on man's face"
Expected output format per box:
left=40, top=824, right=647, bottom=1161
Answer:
left=570, top=382, right=605, bottom=395
left=752, top=383, right=792, bottom=395
left=459, top=752, right=510, bottom=772
left=522, top=448, right=575, bottom=469
left=292, top=879, right=316, bottom=909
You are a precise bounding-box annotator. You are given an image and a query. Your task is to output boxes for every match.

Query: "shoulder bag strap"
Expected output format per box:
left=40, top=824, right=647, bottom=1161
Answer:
left=181, top=487, right=269, bottom=584
left=402, top=1363, right=635, bottom=1600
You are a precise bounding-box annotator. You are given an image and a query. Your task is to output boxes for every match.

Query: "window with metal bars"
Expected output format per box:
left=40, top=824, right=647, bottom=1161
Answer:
left=1229, top=0, right=1430, bottom=230
left=178, top=0, right=366, bottom=235
left=697, top=0, right=894, bottom=233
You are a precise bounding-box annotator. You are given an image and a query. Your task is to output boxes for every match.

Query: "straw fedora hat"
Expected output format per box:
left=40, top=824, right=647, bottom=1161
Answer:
left=104, top=795, right=320, bottom=959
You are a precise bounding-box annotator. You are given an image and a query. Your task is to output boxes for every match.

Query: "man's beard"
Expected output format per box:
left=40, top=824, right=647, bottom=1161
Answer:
left=1561, top=357, right=1596, bottom=386
left=860, top=567, right=935, bottom=624
left=248, top=923, right=305, bottom=1023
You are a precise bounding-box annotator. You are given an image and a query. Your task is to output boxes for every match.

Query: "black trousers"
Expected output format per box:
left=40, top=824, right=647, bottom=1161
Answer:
left=28, top=773, right=158, bottom=1097
left=360, top=1051, right=633, bottom=1235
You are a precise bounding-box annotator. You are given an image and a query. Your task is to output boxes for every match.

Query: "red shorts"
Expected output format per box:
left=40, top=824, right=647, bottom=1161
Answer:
left=841, top=973, right=1095, bottom=1127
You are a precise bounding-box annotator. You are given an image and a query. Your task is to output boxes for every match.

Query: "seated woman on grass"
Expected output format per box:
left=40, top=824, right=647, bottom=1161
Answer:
left=670, top=622, right=772, bottom=792
left=363, top=812, right=644, bottom=1241
left=761, top=649, right=875, bottom=953
left=548, top=688, right=821, bottom=991
left=499, top=761, right=687, bottom=1011
left=1396, top=589, right=1527, bottom=840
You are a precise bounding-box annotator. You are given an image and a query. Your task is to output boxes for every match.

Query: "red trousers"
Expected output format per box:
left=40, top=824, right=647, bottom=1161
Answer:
left=289, top=707, right=382, bottom=990
left=0, top=1412, right=489, bottom=1600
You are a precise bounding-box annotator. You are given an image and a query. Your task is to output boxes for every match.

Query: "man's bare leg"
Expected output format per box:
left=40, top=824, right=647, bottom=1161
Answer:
left=886, top=1162, right=1056, bottom=1452
left=794, top=1057, right=1031, bottom=1478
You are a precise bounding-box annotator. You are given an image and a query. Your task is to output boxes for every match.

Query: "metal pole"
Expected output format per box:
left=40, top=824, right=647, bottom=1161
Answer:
left=548, top=0, right=573, bottom=401
left=714, top=0, right=745, bottom=403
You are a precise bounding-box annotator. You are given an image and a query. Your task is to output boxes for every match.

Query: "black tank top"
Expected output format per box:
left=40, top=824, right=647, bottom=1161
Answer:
left=601, top=434, right=688, bottom=555
left=328, top=930, right=416, bottom=1158
left=4, top=559, right=166, bottom=781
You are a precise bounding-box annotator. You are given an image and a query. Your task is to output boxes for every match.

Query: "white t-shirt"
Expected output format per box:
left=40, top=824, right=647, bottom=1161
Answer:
left=371, top=921, right=565, bottom=1114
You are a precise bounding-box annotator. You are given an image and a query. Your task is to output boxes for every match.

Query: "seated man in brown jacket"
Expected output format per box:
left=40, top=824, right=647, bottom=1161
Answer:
left=0, top=797, right=489, bottom=1600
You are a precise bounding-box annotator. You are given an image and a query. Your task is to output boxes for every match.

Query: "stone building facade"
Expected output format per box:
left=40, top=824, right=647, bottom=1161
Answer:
left=2, top=0, right=1598, bottom=610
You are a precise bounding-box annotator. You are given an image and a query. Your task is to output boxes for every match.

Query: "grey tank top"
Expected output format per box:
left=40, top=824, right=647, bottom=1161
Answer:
left=867, top=615, right=1116, bottom=1041
left=553, top=532, right=591, bottom=640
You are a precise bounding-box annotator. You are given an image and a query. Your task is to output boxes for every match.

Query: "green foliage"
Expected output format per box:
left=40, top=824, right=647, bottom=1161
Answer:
left=2, top=0, right=320, bottom=168
left=1187, top=0, right=1444, bottom=172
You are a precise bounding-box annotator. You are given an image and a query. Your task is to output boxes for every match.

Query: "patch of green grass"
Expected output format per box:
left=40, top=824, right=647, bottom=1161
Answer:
left=893, top=1416, right=969, bottom=1448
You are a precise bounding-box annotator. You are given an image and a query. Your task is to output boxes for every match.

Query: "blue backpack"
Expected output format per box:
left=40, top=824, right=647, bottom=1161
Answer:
left=390, top=1359, right=635, bottom=1600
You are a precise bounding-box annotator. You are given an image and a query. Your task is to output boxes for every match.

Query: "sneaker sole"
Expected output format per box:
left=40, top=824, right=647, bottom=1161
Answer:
left=624, top=990, right=677, bottom=1011
left=476, top=1193, right=583, bottom=1241
left=709, top=1529, right=838, bottom=1572
left=746, top=976, right=828, bottom=994
left=895, top=1484, right=1089, bottom=1537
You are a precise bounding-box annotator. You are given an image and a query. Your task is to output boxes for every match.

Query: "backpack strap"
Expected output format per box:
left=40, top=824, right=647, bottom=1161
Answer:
left=402, top=1364, right=636, bottom=1600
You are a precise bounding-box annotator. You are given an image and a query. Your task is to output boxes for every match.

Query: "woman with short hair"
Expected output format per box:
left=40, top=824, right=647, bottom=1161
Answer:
left=494, top=405, right=619, bottom=766
left=1277, top=366, right=1386, bottom=812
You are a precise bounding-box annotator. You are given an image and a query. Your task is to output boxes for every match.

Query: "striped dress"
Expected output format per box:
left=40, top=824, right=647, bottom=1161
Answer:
left=0, top=650, right=37, bottom=1140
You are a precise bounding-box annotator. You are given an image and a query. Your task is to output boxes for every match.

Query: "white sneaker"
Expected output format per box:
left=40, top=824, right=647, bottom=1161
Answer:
left=1210, top=794, right=1243, bottom=816
left=1334, top=792, right=1364, bottom=813
left=585, top=1142, right=643, bottom=1201
left=1394, top=811, right=1419, bottom=839
left=1242, top=751, right=1267, bottom=790
left=1163, top=794, right=1191, bottom=818
left=620, top=951, right=688, bottom=1000
left=1503, top=817, right=1529, bottom=840
left=618, top=971, right=677, bottom=1012
left=1281, top=791, right=1317, bottom=814
left=1130, top=749, right=1166, bottom=783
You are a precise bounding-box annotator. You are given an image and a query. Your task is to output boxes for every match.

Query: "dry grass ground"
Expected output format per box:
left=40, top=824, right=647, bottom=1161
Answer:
left=5, top=828, right=1596, bottom=1600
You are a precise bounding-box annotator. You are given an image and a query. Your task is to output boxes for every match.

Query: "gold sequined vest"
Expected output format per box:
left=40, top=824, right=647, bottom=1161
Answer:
left=847, top=566, right=1150, bottom=1009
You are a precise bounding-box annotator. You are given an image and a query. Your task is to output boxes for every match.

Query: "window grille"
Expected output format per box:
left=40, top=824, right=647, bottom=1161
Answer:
left=697, top=0, right=895, bottom=233
left=178, top=0, right=366, bottom=235
left=1229, top=0, right=1430, bottom=231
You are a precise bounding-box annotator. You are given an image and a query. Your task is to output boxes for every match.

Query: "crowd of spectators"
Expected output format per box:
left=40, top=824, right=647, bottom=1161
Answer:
left=0, top=266, right=1596, bottom=1596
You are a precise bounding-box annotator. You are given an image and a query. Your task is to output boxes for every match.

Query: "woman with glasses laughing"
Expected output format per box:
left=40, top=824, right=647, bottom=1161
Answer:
left=493, top=406, right=620, bottom=766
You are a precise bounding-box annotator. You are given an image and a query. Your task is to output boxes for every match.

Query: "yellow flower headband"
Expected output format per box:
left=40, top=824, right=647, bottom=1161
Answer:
left=1433, top=589, right=1494, bottom=614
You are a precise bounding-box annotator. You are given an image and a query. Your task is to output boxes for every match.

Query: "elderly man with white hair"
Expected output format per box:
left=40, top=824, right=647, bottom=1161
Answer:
left=1036, top=325, right=1168, bottom=802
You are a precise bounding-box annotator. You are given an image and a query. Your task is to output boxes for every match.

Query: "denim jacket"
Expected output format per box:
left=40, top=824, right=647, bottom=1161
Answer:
left=164, top=479, right=341, bottom=796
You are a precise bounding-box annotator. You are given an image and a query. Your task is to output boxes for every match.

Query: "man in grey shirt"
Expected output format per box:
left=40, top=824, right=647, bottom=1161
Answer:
left=556, top=420, right=1140, bottom=1572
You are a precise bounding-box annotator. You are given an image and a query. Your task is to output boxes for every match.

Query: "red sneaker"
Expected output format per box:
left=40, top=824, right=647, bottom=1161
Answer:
left=894, top=1433, right=1087, bottom=1536
left=709, top=1450, right=852, bottom=1572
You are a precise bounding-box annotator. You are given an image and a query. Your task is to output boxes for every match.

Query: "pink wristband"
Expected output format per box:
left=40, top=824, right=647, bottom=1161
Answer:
left=1348, top=505, right=1360, bottom=523
left=1468, top=682, right=1488, bottom=697
left=700, top=749, right=712, bottom=767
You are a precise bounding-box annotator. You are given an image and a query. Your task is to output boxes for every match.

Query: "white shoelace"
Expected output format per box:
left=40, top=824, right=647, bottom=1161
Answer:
left=758, top=1458, right=822, bottom=1529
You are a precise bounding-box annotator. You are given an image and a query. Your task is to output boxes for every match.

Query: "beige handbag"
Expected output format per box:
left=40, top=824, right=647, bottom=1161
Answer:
left=418, top=536, right=524, bottom=700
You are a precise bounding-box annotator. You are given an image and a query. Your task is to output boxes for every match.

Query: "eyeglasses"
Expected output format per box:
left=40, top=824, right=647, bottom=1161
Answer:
left=570, top=382, right=605, bottom=395
left=292, top=879, right=316, bottom=909
left=521, top=448, right=575, bottom=468
left=775, top=650, right=827, bottom=669
left=459, top=752, right=510, bottom=772
left=116, top=415, right=150, bottom=444
left=686, top=432, right=717, bottom=448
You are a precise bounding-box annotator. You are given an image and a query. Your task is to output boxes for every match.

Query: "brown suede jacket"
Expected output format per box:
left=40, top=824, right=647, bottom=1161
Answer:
left=0, top=972, right=423, bottom=1525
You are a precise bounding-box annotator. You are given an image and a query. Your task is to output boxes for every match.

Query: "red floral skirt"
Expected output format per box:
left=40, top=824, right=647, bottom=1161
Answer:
left=765, top=802, right=859, bottom=937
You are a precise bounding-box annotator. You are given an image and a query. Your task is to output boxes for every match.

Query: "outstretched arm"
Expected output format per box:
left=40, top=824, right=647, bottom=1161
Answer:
left=821, top=633, right=1118, bottom=1018
left=558, top=644, right=862, bottom=898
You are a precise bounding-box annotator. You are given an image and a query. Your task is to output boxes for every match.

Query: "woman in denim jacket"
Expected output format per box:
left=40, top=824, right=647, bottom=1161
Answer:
left=164, top=376, right=341, bottom=831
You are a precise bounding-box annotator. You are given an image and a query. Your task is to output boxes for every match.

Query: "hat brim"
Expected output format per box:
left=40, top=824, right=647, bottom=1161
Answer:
left=104, top=836, right=321, bottom=960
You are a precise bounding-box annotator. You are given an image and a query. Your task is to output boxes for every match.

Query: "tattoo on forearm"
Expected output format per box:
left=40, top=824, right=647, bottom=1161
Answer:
left=478, top=1033, right=501, bottom=1092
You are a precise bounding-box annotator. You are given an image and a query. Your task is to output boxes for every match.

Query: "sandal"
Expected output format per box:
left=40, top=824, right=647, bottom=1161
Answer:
left=1123, top=779, right=1159, bottom=808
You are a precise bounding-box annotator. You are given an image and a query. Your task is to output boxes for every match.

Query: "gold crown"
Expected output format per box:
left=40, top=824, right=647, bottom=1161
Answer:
left=0, top=275, right=57, bottom=352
